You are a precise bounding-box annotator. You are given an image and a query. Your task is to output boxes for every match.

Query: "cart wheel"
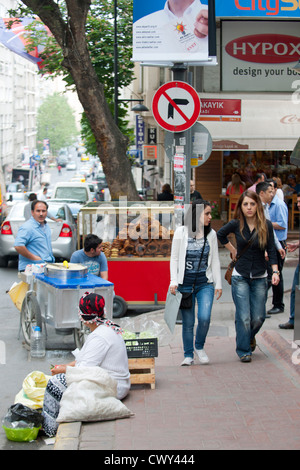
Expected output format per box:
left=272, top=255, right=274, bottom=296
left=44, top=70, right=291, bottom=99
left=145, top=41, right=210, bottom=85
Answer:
left=113, top=296, right=127, bottom=318
left=21, top=292, right=42, bottom=346
left=74, top=324, right=90, bottom=349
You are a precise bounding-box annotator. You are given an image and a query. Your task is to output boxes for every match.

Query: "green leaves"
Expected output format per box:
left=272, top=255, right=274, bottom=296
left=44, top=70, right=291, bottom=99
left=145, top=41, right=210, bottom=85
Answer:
left=37, top=92, right=78, bottom=155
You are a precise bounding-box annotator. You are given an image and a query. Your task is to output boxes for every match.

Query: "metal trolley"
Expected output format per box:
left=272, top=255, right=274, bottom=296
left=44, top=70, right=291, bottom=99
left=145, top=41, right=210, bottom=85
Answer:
left=19, top=264, right=114, bottom=348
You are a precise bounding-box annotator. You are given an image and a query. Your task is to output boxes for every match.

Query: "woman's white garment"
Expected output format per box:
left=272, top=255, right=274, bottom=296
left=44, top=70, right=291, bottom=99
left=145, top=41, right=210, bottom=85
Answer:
left=170, top=226, right=222, bottom=290
left=73, top=325, right=130, bottom=399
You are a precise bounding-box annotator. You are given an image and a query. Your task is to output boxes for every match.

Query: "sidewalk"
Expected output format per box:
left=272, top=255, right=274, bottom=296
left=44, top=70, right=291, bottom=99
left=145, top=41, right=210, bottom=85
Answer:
left=54, top=262, right=300, bottom=450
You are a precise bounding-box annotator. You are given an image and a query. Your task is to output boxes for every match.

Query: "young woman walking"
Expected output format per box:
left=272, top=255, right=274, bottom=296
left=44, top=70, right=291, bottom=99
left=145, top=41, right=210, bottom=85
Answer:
left=170, top=199, right=222, bottom=366
left=217, top=191, right=279, bottom=362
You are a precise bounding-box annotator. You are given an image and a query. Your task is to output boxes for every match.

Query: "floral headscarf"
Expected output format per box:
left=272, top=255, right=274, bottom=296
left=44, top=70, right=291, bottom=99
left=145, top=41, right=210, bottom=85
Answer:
left=78, top=292, right=123, bottom=334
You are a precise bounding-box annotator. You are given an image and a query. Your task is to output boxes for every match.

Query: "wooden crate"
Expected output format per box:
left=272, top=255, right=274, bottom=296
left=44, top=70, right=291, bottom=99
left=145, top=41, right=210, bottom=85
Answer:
left=128, top=357, right=155, bottom=389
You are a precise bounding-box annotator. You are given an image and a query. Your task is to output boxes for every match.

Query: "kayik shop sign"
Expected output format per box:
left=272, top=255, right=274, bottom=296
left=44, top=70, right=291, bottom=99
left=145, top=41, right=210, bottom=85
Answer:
left=222, top=21, right=300, bottom=91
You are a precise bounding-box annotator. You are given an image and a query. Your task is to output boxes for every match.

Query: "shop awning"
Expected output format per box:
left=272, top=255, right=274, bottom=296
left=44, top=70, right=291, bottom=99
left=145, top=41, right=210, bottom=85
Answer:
left=199, top=98, right=300, bottom=151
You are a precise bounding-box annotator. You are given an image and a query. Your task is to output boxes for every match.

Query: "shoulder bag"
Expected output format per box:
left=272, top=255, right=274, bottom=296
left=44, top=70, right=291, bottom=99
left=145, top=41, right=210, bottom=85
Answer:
left=224, top=232, right=257, bottom=285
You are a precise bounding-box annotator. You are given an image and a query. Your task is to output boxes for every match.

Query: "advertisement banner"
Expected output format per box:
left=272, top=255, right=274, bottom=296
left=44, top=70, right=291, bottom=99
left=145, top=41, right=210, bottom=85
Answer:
left=132, top=0, right=216, bottom=65
left=215, top=0, right=300, bottom=18
left=0, top=18, right=50, bottom=70
left=222, top=21, right=300, bottom=91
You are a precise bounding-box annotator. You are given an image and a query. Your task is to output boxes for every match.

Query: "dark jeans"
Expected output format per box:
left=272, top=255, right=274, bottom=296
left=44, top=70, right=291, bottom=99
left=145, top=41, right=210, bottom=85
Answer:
left=268, top=241, right=286, bottom=310
left=289, top=264, right=299, bottom=325
left=231, top=276, right=268, bottom=358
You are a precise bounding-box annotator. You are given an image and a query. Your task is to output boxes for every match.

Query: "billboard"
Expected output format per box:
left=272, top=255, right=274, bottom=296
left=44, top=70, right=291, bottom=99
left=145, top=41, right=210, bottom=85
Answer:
left=222, top=21, right=300, bottom=91
left=215, top=0, right=300, bottom=18
left=132, top=0, right=217, bottom=65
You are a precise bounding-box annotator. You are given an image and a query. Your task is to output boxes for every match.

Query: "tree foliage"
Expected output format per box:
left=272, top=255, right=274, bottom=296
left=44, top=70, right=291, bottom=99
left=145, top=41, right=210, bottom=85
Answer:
left=8, top=0, right=138, bottom=199
left=10, top=0, right=135, bottom=156
left=37, top=92, right=78, bottom=155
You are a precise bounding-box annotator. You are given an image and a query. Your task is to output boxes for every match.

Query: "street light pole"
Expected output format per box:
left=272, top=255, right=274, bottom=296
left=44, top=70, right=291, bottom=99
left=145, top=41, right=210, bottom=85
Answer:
left=114, top=0, right=118, bottom=126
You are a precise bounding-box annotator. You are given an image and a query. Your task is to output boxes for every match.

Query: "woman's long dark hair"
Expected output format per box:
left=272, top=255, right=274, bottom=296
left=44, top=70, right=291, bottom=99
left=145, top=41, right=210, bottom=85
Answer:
left=184, top=199, right=212, bottom=238
left=233, top=190, right=268, bottom=248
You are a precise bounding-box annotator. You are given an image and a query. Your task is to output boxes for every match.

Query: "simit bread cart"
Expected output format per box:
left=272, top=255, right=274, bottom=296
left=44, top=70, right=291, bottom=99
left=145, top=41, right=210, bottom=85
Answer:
left=77, top=201, right=175, bottom=317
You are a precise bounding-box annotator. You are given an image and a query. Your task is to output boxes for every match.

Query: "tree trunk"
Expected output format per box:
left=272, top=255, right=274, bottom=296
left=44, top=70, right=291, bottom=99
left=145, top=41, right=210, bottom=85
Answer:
left=21, top=0, right=139, bottom=200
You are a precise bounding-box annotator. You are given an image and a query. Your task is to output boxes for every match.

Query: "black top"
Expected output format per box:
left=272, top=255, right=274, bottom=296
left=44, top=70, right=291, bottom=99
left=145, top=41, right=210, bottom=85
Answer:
left=157, top=191, right=174, bottom=201
left=190, top=190, right=202, bottom=202
left=217, top=219, right=277, bottom=278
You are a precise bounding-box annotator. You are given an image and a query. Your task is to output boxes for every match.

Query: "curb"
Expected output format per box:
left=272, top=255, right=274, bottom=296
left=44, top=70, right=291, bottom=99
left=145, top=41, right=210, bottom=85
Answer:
left=258, top=330, right=300, bottom=383
left=54, top=421, right=81, bottom=450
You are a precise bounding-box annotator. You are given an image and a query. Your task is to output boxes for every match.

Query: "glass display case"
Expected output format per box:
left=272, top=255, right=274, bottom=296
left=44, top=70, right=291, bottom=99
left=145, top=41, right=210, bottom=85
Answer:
left=78, top=201, right=175, bottom=258
left=77, top=201, right=175, bottom=317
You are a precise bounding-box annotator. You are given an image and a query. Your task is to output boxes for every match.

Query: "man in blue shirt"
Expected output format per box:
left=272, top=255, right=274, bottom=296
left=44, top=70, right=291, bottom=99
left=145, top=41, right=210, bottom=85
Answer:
left=70, top=233, right=108, bottom=279
left=267, top=180, right=288, bottom=314
left=14, top=200, right=55, bottom=271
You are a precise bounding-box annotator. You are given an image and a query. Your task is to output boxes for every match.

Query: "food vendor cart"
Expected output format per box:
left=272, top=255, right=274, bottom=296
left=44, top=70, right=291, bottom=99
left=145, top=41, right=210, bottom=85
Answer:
left=77, top=201, right=175, bottom=317
left=18, top=263, right=114, bottom=347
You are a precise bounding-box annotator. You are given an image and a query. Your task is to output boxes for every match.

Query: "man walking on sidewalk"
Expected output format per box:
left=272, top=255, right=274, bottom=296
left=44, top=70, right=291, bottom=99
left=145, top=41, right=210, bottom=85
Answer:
left=267, top=179, right=288, bottom=315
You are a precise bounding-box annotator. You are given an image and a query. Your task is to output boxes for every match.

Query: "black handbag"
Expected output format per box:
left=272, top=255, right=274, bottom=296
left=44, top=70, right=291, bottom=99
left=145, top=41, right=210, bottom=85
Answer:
left=179, top=237, right=207, bottom=309
left=179, top=292, right=193, bottom=309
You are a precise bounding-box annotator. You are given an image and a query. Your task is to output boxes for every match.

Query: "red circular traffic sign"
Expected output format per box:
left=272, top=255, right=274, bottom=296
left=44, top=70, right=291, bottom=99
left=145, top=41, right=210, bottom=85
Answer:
left=152, top=81, right=201, bottom=133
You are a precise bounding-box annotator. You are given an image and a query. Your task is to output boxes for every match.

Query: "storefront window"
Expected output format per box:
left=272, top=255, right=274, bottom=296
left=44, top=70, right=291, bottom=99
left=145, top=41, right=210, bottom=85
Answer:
left=223, top=150, right=299, bottom=195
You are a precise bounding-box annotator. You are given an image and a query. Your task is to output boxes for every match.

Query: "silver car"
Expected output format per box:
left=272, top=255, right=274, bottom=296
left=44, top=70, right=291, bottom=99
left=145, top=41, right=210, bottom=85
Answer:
left=0, top=201, right=78, bottom=267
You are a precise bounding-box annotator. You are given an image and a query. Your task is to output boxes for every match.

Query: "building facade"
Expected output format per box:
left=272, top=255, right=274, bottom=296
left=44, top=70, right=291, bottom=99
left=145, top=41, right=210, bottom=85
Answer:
left=129, top=1, right=300, bottom=210
left=0, top=0, right=41, bottom=183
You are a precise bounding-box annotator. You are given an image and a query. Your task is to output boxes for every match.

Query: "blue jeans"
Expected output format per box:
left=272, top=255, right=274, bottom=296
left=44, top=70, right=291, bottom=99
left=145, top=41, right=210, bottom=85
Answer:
left=178, top=283, right=215, bottom=358
left=289, top=264, right=299, bottom=325
left=231, top=276, right=268, bottom=358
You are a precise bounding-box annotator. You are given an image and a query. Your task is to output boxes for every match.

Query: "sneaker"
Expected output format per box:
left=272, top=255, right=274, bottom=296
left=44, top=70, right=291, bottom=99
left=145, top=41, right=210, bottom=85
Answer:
left=240, top=355, right=252, bottom=363
left=195, top=349, right=209, bottom=364
left=181, top=357, right=194, bottom=366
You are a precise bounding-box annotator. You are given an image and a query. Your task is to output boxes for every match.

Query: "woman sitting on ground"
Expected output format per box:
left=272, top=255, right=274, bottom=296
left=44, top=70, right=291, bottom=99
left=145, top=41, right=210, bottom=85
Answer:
left=42, top=293, right=130, bottom=437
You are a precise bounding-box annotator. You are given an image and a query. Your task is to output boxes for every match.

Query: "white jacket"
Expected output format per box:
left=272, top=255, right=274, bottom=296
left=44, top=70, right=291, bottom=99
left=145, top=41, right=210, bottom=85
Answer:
left=170, top=226, right=222, bottom=290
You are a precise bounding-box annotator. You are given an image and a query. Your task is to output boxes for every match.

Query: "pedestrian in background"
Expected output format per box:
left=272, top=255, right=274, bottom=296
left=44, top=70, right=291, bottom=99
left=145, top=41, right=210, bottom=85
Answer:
left=226, top=172, right=245, bottom=196
left=157, top=183, right=174, bottom=201
left=267, top=179, right=288, bottom=315
left=247, top=172, right=266, bottom=192
left=217, top=191, right=279, bottom=363
left=190, top=181, right=203, bottom=202
left=170, top=199, right=222, bottom=366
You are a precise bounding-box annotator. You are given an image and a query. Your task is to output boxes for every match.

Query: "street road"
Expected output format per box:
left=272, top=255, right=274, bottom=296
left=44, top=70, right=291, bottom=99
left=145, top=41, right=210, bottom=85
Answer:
left=0, top=152, right=297, bottom=450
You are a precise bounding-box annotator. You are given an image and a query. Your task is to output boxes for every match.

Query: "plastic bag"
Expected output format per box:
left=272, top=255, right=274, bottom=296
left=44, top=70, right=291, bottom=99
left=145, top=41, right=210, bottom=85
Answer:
left=7, top=281, right=28, bottom=311
left=120, top=315, right=172, bottom=346
left=14, top=371, right=51, bottom=409
left=3, top=403, right=43, bottom=428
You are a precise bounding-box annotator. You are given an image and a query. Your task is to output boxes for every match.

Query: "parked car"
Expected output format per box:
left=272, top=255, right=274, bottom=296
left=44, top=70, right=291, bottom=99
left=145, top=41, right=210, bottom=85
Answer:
left=0, top=201, right=77, bottom=267
left=49, top=198, right=82, bottom=222
left=6, top=191, right=29, bottom=211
